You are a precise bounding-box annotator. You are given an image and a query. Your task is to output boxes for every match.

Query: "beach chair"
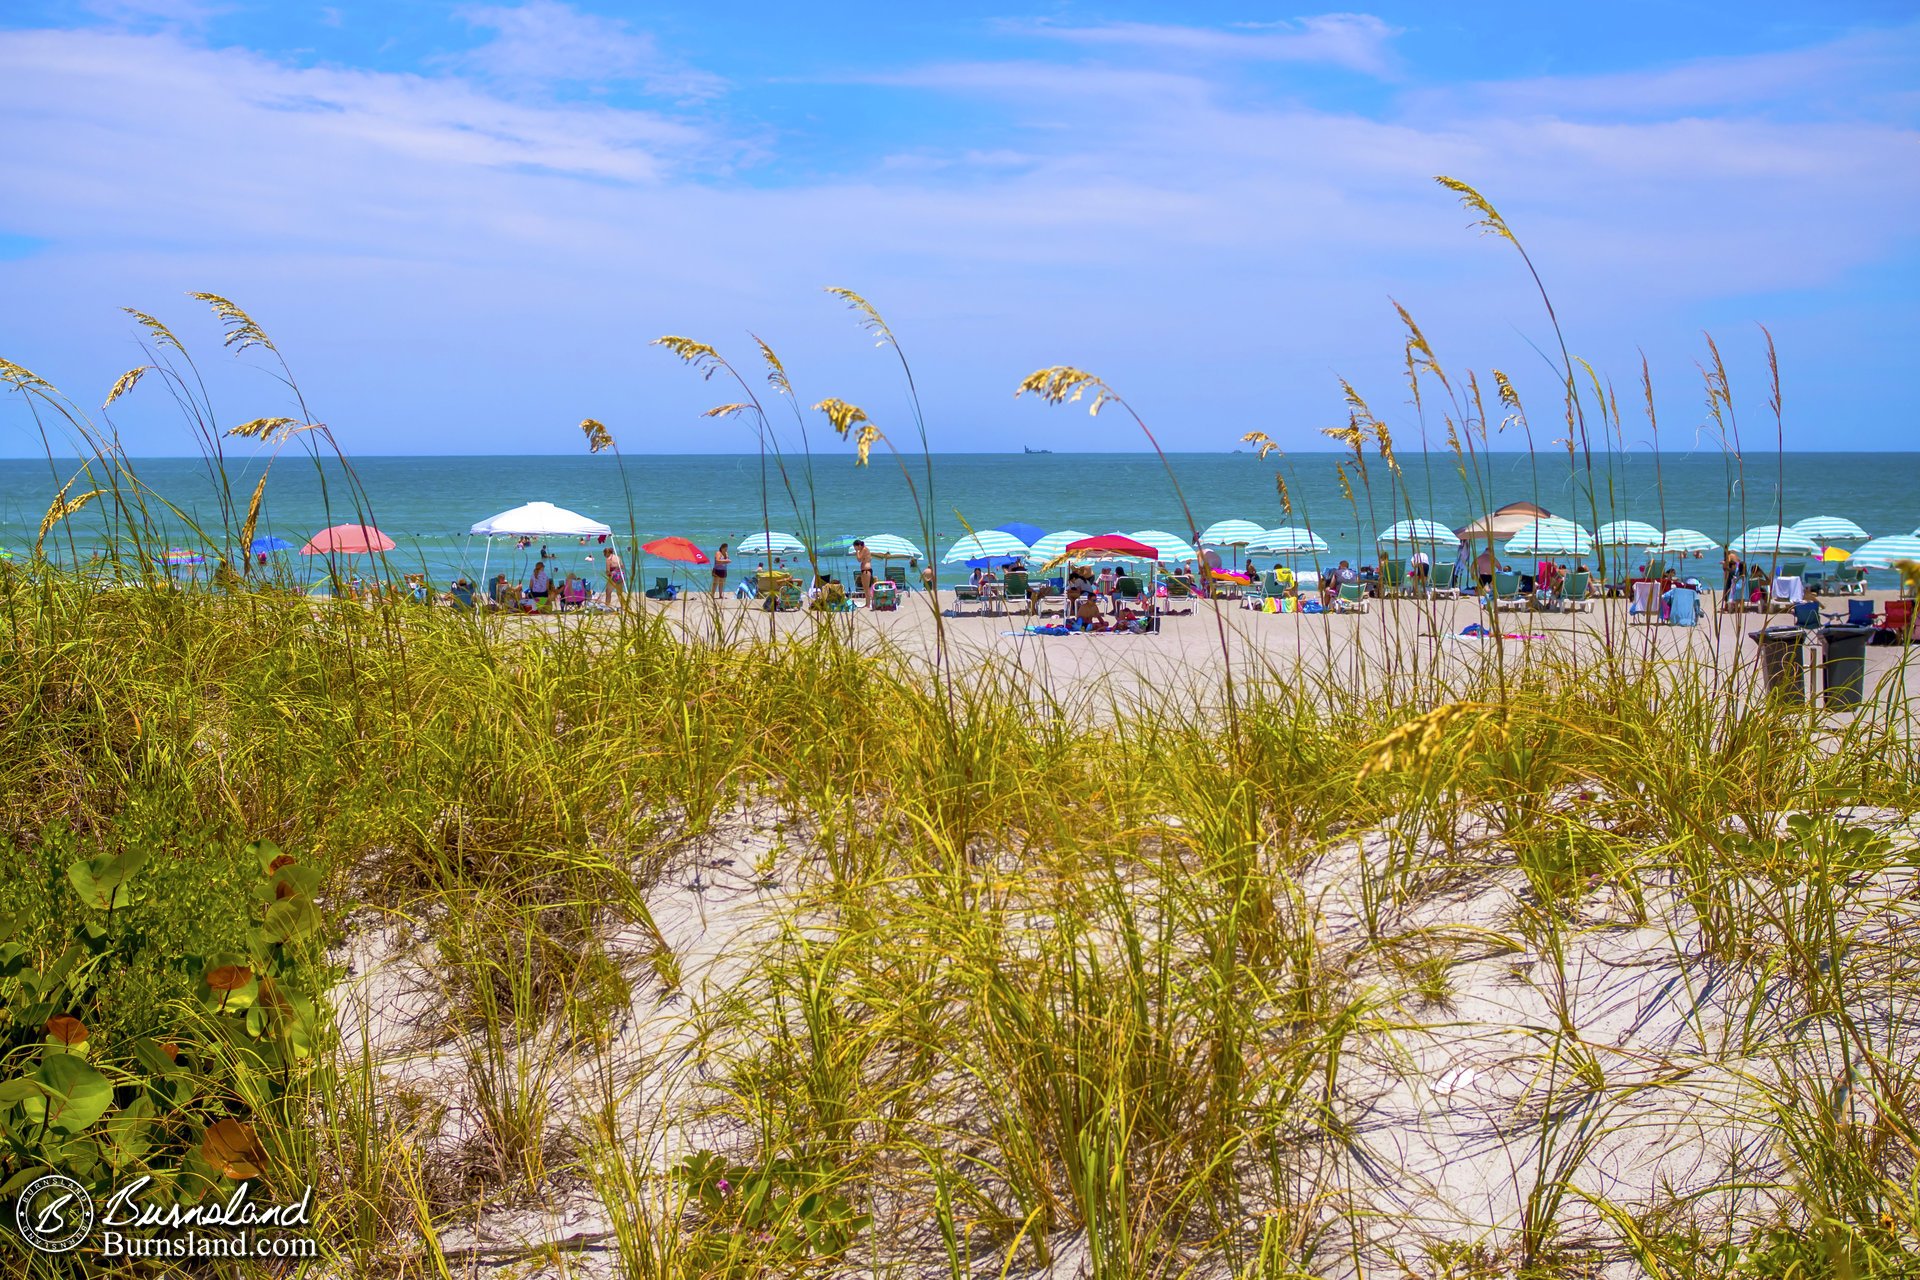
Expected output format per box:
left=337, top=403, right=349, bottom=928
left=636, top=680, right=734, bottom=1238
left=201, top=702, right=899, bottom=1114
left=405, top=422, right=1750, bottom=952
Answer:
left=1425, top=562, right=1458, bottom=598
left=1380, top=561, right=1407, bottom=598
left=1778, top=560, right=1806, bottom=581
left=1164, top=576, right=1195, bottom=601
left=1242, top=578, right=1267, bottom=608
left=1556, top=570, right=1591, bottom=612
left=449, top=583, right=477, bottom=611
left=775, top=582, right=804, bottom=612
left=1887, top=600, right=1915, bottom=635
left=1664, top=586, right=1700, bottom=627
left=872, top=581, right=900, bottom=611
left=1116, top=576, right=1144, bottom=605
left=1644, top=558, right=1668, bottom=581
left=645, top=576, right=676, bottom=601
left=1491, top=571, right=1522, bottom=608
left=979, top=580, right=1008, bottom=615
left=1003, top=570, right=1031, bottom=614
left=884, top=565, right=908, bottom=589
left=952, top=582, right=981, bottom=613
left=1335, top=583, right=1368, bottom=613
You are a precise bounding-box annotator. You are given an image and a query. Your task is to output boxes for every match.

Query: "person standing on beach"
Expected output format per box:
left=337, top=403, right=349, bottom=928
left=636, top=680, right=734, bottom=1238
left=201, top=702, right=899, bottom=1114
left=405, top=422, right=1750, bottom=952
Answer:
left=852, top=539, right=875, bottom=607
left=713, top=543, right=730, bottom=596
left=603, top=545, right=626, bottom=608
left=1474, top=545, right=1495, bottom=588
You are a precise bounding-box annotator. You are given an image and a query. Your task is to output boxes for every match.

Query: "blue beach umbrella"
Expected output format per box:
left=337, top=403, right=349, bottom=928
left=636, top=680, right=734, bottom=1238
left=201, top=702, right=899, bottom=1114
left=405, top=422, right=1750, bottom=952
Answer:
left=996, top=522, right=1047, bottom=546
left=965, top=554, right=1023, bottom=570
left=250, top=536, right=294, bottom=554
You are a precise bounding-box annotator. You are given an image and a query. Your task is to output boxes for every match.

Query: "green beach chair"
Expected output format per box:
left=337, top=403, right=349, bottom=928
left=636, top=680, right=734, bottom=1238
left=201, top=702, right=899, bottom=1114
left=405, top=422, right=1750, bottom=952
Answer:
left=1557, top=570, right=1591, bottom=612
left=1116, top=575, right=1144, bottom=604
left=1335, top=582, right=1368, bottom=613
left=1381, top=561, right=1407, bottom=597
left=1427, top=562, right=1457, bottom=597
left=884, top=564, right=908, bottom=588
left=1491, top=570, right=1521, bottom=607
left=1002, top=570, right=1031, bottom=614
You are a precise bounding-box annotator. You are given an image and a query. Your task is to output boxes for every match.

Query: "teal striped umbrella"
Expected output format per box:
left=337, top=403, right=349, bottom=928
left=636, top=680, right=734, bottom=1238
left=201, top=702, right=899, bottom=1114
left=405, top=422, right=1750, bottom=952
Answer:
left=942, top=531, right=1031, bottom=563
left=1377, top=519, right=1459, bottom=548
left=1129, top=529, right=1198, bottom=562
left=1027, top=530, right=1091, bottom=562
left=1199, top=519, right=1266, bottom=547
left=1505, top=518, right=1594, bottom=558
left=860, top=534, right=924, bottom=559
left=1655, top=528, right=1719, bottom=554
left=1790, top=516, right=1869, bottom=542
left=1251, top=525, right=1328, bottom=555
left=1852, top=535, right=1920, bottom=568
left=1728, top=525, right=1820, bottom=557
left=1595, top=520, right=1662, bottom=547
left=737, top=531, right=806, bottom=555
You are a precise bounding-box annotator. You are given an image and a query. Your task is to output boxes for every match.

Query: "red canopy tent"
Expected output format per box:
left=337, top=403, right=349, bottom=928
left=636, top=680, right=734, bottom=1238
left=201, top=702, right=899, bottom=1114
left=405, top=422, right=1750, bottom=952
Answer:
left=1065, top=534, right=1159, bottom=559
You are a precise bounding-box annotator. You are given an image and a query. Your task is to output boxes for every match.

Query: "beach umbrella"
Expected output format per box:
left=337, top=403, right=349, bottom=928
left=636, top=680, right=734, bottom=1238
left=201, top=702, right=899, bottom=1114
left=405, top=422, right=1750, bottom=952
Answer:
left=1852, top=535, right=1920, bottom=568
left=1456, top=501, right=1552, bottom=542
left=158, top=548, right=205, bottom=566
left=1505, top=518, right=1594, bottom=558
left=1199, top=519, right=1266, bottom=547
left=737, top=531, right=807, bottom=556
left=1128, top=530, right=1198, bottom=561
left=1251, top=526, right=1328, bottom=555
left=1655, top=528, right=1718, bottom=554
left=861, top=534, right=925, bottom=560
left=1066, top=533, right=1159, bottom=559
left=469, top=501, right=611, bottom=538
left=300, top=524, right=394, bottom=555
left=996, top=522, right=1047, bottom=546
left=814, top=534, right=860, bottom=557
left=1377, top=519, right=1460, bottom=548
left=1594, top=520, right=1663, bottom=547
left=943, top=531, right=1031, bottom=563
left=1028, top=530, right=1091, bottom=562
left=1822, top=545, right=1852, bottom=563
left=965, top=555, right=1023, bottom=570
left=249, top=535, right=294, bottom=554
left=1791, top=516, right=1870, bottom=542
left=641, top=536, right=709, bottom=564
left=1728, top=525, right=1820, bottom=557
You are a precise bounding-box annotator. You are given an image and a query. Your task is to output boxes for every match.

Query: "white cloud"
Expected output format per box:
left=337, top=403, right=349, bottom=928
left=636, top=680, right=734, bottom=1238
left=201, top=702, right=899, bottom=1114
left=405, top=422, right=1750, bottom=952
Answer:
left=1007, top=13, right=1403, bottom=77
left=449, top=0, right=726, bottom=99
left=80, top=0, right=222, bottom=28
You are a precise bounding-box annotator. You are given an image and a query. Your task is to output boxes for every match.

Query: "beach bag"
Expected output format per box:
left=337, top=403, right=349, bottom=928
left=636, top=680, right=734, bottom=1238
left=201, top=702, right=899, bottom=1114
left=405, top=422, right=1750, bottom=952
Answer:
left=1301, top=601, right=1324, bottom=614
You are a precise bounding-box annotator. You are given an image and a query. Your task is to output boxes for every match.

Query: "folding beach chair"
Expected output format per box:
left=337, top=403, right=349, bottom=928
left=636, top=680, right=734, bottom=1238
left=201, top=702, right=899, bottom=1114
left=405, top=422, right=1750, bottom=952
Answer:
left=1492, top=571, right=1522, bottom=608
left=1003, top=570, right=1032, bottom=615
left=1335, top=583, right=1369, bottom=613
left=1556, top=570, right=1591, bottom=612
left=1426, top=563, right=1458, bottom=598
left=1381, top=561, right=1407, bottom=598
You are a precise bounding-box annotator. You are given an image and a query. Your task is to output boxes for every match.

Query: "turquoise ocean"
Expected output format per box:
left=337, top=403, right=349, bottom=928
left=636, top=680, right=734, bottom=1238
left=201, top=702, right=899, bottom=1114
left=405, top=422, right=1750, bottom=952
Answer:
left=3, top=452, right=1917, bottom=588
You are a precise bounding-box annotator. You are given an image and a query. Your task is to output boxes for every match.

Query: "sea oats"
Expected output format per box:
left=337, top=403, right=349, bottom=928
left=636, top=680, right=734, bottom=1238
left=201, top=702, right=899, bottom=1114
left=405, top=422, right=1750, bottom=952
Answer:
left=103, top=365, right=152, bottom=408
left=853, top=423, right=881, bottom=466
left=189, top=292, right=276, bottom=353
left=813, top=397, right=869, bottom=437
left=653, top=336, right=722, bottom=378
left=754, top=337, right=791, bottom=396
left=238, top=473, right=268, bottom=557
left=824, top=286, right=897, bottom=349
left=702, top=403, right=750, bottom=420
left=0, top=356, right=53, bottom=391
left=1357, top=702, right=1503, bottom=783
left=580, top=418, right=615, bottom=453
left=120, top=307, right=184, bottom=353
left=1275, top=473, right=1292, bottom=516
left=1016, top=366, right=1113, bottom=415
left=226, top=417, right=300, bottom=441
left=1434, top=175, right=1515, bottom=243
left=36, top=480, right=103, bottom=555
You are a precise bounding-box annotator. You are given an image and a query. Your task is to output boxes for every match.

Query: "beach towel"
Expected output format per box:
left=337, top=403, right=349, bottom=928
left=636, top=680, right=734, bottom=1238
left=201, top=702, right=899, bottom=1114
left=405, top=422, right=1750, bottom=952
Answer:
left=1024, top=624, right=1071, bottom=635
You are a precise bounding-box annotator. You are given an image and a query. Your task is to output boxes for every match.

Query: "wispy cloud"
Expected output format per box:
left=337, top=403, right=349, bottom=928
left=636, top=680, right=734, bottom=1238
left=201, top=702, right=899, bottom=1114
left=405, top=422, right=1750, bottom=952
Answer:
left=1005, top=13, right=1403, bottom=77
left=448, top=0, right=726, bottom=99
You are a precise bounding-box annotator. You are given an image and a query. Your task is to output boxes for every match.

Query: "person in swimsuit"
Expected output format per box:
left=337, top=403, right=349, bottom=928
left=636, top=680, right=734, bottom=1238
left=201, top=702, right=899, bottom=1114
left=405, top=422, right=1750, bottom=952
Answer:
left=603, top=545, right=626, bottom=608
left=528, top=559, right=550, bottom=610
left=852, top=539, right=875, bottom=607
left=712, top=543, right=730, bottom=596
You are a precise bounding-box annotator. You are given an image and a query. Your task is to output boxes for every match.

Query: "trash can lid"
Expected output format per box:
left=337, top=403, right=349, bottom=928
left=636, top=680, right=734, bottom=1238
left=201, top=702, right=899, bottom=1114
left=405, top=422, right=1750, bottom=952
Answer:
left=1751, top=627, right=1808, bottom=641
left=1816, top=624, right=1873, bottom=638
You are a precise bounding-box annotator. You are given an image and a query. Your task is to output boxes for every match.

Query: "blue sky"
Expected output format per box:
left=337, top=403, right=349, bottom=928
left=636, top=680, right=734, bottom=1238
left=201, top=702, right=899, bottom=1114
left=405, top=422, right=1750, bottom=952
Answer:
left=1, top=0, right=1916, bottom=455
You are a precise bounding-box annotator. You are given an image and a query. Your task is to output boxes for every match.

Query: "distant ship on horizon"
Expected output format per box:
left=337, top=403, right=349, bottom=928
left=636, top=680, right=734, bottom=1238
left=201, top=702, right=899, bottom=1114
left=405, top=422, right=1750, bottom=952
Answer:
left=1023, top=445, right=1053, bottom=454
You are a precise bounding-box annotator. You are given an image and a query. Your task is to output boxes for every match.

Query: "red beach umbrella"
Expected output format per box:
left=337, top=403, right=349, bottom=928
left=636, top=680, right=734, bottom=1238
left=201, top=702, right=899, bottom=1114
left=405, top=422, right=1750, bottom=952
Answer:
left=641, top=536, right=711, bottom=565
left=1066, top=534, right=1159, bottom=560
left=299, top=523, right=396, bottom=555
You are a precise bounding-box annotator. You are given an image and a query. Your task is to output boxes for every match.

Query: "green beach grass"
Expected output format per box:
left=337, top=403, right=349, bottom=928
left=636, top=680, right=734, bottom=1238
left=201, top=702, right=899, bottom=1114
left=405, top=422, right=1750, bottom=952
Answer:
left=2, top=180, right=1918, bottom=1278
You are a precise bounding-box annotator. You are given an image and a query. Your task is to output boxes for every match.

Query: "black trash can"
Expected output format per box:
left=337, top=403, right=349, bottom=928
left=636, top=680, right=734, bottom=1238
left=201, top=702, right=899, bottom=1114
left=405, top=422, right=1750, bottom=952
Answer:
left=1817, top=624, right=1873, bottom=708
left=1749, top=627, right=1807, bottom=702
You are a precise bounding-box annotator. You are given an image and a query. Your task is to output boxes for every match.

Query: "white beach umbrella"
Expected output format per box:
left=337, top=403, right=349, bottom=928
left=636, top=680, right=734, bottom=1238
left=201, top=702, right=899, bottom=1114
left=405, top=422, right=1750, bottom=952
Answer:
left=860, top=534, right=924, bottom=559
left=469, top=501, right=612, bottom=538
left=1728, top=525, right=1820, bottom=557
left=1377, top=519, right=1460, bottom=548
left=1594, top=520, right=1663, bottom=547
left=1851, top=535, right=1920, bottom=568
left=1027, top=530, right=1091, bottom=562
left=1655, top=528, right=1719, bottom=554
left=1128, top=530, right=1199, bottom=562
left=737, top=531, right=807, bottom=556
left=1199, top=519, right=1266, bottom=547
left=1251, top=525, right=1329, bottom=556
left=1790, top=516, right=1870, bottom=542
left=942, top=531, right=1031, bottom=563
left=1505, top=518, right=1595, bottom=558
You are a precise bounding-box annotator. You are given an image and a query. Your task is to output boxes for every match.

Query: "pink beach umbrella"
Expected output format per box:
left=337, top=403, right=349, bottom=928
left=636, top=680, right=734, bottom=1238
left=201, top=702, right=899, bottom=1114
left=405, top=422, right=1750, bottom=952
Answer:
left=299, top=523, right=396, bottom=555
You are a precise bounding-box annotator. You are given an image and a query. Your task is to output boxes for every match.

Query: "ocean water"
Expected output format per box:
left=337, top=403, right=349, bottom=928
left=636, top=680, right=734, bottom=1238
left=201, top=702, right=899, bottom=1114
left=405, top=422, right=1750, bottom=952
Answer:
left=4, top=451, right=1917, bottom=588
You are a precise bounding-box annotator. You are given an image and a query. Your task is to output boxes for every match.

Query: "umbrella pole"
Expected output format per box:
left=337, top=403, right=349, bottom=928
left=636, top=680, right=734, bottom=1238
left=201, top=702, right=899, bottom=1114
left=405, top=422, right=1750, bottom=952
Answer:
left=480, top=539, right=492, bottom=598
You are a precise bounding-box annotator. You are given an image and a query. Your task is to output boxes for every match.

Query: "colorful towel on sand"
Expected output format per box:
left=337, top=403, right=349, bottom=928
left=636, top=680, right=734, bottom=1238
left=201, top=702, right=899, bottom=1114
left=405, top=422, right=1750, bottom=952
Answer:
left=1457, top=623, right=1546, bottom=640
